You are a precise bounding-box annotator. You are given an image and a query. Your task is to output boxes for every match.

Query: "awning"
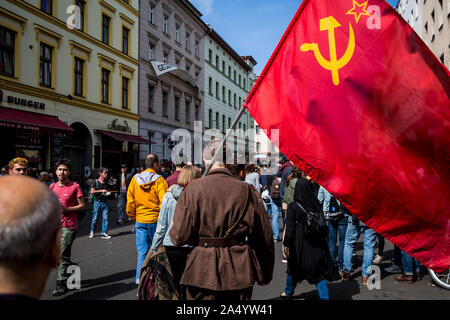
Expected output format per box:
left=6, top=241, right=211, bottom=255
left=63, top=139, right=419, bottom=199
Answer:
left=0, top=107, right=74, bottom=133
left=96, top=129, right=154, bottom=144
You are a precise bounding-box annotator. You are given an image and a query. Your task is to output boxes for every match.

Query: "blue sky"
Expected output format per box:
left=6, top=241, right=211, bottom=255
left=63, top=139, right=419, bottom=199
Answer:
left=191, top=0, right=399, bottom=75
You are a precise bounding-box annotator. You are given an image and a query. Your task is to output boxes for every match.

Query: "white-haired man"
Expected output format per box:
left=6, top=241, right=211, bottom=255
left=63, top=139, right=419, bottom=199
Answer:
left=0, top=175, right=61, bottom=299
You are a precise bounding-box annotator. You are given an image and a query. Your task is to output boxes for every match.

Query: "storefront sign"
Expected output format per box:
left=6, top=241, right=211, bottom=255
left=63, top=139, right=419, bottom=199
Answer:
left=6, top=95, right=45, bottom=110
left=0, top=121, right=39, bottom=131
left=108, top=119, right=132, bottom=133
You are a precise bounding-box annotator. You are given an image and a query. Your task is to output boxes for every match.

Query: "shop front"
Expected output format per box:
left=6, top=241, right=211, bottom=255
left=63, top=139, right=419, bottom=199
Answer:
left=94, top=119, right=152, bottom=177
left=0, top=106, right=73, bottom=175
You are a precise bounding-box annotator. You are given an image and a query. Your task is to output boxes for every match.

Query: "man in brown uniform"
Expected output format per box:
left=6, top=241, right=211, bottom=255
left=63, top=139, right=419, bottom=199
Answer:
left=169, top=139, right=274, bottom=300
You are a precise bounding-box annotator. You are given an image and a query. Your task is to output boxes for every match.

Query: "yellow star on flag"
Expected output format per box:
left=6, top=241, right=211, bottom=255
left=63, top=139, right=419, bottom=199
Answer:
left=346, top=0, right=371, bottom=24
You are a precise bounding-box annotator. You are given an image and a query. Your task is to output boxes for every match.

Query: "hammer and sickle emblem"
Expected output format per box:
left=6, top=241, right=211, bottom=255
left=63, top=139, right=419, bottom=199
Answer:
left=301, top=16, right=355, bottom=86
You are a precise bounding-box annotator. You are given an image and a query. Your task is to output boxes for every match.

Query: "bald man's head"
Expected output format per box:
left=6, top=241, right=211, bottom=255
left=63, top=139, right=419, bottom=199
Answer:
left=0, top=175, right=60, bottom=265
left=145, top=154, right=160, bottom=170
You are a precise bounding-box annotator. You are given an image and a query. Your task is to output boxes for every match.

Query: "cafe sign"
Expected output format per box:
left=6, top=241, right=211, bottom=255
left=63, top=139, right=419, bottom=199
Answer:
left=108, top=119, right=132, bottom=133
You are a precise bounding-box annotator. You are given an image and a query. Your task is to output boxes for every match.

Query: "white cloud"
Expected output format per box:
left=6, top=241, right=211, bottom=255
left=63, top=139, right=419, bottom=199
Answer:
left=190, top=0, right=214, bottom=16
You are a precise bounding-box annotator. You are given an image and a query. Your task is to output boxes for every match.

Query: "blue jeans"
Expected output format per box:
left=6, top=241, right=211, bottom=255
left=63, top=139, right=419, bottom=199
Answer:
left=284, top=275, right=329, bottom=300
left=343, top=221, right=377, bottom=277
left=135, top=222, right=157, bottom=284
left=91, top=201, right=109, bottom=234
left=327, top=218, right=348, bottom=271
left=117, top=193, right=127, bottom=222
left=316, top=280, right=329, bottom=300
left=284, top=273, right=296, bottom=295
left=270, top=199, right=280, bottom=240
left=401, top=251, right=422, bottom=276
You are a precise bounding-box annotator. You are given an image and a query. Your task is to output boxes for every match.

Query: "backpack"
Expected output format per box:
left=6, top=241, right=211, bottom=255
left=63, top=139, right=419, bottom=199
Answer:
left=270, top=179, right=281, bottom=199
left=88, top=180, right=98, bottom=204
left=328, top=196, right=344, bottom=222
left=295, top=202, right=328, bottom=241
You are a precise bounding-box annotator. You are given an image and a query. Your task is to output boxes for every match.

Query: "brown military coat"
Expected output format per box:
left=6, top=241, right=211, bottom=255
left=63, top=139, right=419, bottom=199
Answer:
left=169, top=168, right=275, bottom=291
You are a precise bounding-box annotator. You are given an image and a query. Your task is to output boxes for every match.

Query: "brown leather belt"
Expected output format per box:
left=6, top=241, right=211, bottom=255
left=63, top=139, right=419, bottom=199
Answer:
left=198, top=237, right=247, bottom=248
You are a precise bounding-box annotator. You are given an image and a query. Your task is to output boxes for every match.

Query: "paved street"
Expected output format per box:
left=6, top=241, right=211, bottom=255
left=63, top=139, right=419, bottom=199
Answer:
left=42, top=202, right=449, bottom=300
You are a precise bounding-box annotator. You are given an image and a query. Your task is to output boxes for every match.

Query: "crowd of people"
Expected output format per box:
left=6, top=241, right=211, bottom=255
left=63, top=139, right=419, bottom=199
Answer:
left=0, top=147, right=426, bottom=300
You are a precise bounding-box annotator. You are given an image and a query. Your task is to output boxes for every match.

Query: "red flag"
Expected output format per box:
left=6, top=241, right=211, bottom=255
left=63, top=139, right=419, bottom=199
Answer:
left=244, top=0, right=450, bottom=272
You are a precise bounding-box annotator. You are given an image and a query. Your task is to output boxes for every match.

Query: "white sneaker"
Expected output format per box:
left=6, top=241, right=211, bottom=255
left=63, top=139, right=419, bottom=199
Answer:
left=89, top=231, right=94, bottom=238
left=101, top=233, right=111, bottom=239
left=373, top=254, right=383, bottom=265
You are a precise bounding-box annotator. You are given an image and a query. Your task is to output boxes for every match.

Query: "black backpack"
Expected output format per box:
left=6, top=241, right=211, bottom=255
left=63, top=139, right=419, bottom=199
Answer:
left=328, top=196, right=345, bottom=222
left=295, top=202, right=328, bottom=240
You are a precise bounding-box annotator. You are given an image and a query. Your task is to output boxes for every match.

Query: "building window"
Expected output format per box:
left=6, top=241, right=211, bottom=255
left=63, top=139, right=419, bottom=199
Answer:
left=256, top=142, right=261, bottom=152
left=149, top=44, right=154, bottom=61
left=40, top=0, right=53, bottom=15
left=102, top=14, right=110, bottom=45
left=185, top=33, right=190, bottom=51
left=148, top=131, right=153, bottom=153
left=149, top=5, right=155, bottom=24
left=122, top=26, right=129, bottom=54
left=175, top=59, right=180, bottom=67
left=75, top=0, right=85, bottom=31
left=162, top=135, right=167, bottom=158
left=163, top=52, right=168, bottom=64
left=101, top=68, right=110, bottom=103
left=228, top=90, right=231, bottom=106
left=222, top=86, right=226, bottom=103
left=255, top=125, right=261, bottom=134
left=234, top=70, right=236, bottom=82
left=239, top=97, right=242, bottom=108
left=175, top=25, right=180, bottom=43
left=222, top=115, right=226, bottom=133
left=162, top=91, right=168, bottom=117
left=148, top=85, right=154, bottom=112
left=208, top=109, right=212, bottom=128
left=228, top=117, right=231, bottom=129
left=39, top=43, right=52, bottom=87
left=222, top=61, right=225, bottom=73
left=195, top=104, right=199, bottom=121
left=0, top=27, right=15, bottom=77
left=208, top=49, right=212, bottom=62
left=228, top=66, right=231, bottom=77
left=185, top=101, right=190, bottom=123
left=215, top=81, right=219, bottom=99
left=239, top=74, right=241, bottom=86
left=74, top=57, right=84, bottom=96
left=195, top=40, right=199, bottom=57
left=215, top=112, right=219, bottom=130
left=243, top=79, right=246, bottom=91
left=208, top=77, right=212, bottom=95
left=233, top=93, right=236, bottom=109
left=215, top=55, right=219, bottom=68
left=175, top=96, right=180, bottom=120
left=122, top=77, right=129, bottom=109
left=163, top=15, right=169, bottom=35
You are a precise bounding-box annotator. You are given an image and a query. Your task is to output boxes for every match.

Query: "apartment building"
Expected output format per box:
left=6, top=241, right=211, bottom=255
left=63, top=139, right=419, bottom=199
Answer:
left=0, top=0, right=143, bottom=182
left=397, top=0, right=449, bottom=68
left=139, top=0, right=207, bottom=163
left=203, top=28, right=257, bottom=163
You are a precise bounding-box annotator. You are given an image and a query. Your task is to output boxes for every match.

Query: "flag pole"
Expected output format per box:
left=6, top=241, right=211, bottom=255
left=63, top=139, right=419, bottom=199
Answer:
left=202, top=107, right=247, bottom=177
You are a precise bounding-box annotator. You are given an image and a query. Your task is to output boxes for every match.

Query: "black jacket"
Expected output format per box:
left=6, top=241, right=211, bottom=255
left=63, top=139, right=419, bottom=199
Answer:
left=283, top=178, right=340, bottom=284
left=116, top=172, right=133, bottom=192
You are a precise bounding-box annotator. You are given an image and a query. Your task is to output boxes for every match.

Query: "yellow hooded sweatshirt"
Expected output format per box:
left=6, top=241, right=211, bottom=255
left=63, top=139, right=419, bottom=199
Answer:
left=126, top=169, right=168, bottom=224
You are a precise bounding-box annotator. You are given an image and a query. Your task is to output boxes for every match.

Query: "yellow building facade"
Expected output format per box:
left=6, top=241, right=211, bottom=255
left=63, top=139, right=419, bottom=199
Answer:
left=0, top=0, right=143, bottom=182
